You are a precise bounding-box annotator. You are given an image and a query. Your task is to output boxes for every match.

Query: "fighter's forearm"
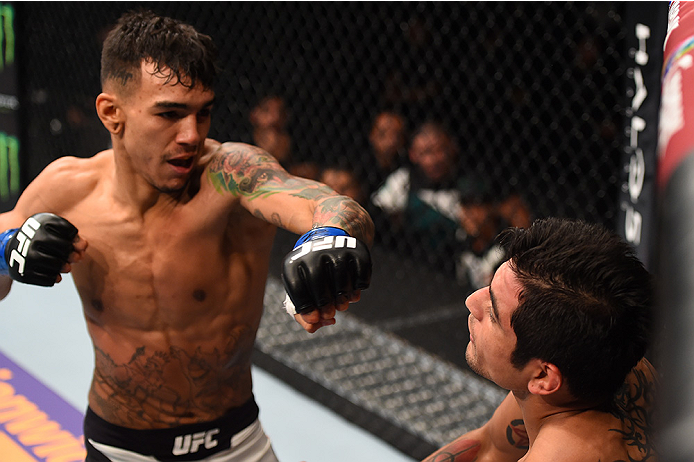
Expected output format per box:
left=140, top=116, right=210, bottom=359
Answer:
left=207, top=143, right=374, bottom=244
left=312, top=195, right=374, bottom=246
left=421, top=437, right=482, bottom=462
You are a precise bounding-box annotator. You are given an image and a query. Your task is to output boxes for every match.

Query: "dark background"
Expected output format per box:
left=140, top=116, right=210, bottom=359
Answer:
left=0, top=0, right=663, bottom=414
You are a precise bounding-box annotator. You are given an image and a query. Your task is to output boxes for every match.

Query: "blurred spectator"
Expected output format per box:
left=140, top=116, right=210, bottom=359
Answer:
left=382, top=15, right=443, bottom=122
left=249, top=95, right=292, bottom=166
left=249, top=94, right=320, bottom=179
left=290, top=161, right=321, bottom=181
left=365, top=110, right=407, bottom=197
left=498, top=193, right=532, bottom=230
left=458, top=186, right=532, bottom=255
left=456, top=186, right=532, bottom=289
left=458, top=194, right=499, bottom=256
left=371, top=121, right=472, bottom=273
left=372, top=120, right=533, bottom=284
left=319, top=164, right=366, bottom=205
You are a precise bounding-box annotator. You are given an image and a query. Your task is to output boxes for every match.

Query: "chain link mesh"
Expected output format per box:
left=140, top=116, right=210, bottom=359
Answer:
left=13, top=1, right=631, bottom=456
left=18, top=2, right=626, bottom=281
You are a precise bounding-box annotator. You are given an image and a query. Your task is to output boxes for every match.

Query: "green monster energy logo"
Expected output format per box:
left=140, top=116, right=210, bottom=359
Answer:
left=0, top=4, right=13, bottom=70
left=0, top=132, right=19, bottom=200
left=0, top=5, right=18, bottom=201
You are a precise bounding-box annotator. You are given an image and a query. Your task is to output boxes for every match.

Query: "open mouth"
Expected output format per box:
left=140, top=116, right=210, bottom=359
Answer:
left=168, top=157, right=194, bottom=169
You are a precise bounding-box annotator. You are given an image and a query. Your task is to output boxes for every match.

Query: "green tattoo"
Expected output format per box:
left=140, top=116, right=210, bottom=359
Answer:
left=207, top=142, right=373, bottom=244
left=207, top=145, right=284, bottom=200
left=207, top=143, right=331, bottom=201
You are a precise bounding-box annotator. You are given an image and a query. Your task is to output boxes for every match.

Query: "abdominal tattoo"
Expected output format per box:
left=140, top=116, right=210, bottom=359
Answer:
left=91, top=329, right=251, bottom=426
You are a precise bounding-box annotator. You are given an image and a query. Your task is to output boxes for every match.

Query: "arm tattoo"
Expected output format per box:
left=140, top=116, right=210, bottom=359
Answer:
left=253, top=209, right=284, bottom=228
left=423, top=439, right=481, bottom=462
left=207, top=143, right=374, bottom=243
left=207, top=144, right=298, bottom=200
left=312, top=196, right=374, bottom=244
left=207, top=144, right=336, bottom=202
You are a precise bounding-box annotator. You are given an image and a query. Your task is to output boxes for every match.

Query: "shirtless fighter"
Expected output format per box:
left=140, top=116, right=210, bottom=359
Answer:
left=0, top=10, right=373, bottom=462
left=422, top=218, right=657, bottom=462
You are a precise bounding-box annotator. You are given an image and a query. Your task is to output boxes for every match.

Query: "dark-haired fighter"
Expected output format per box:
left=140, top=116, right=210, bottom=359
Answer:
left=422, top=218, right=657, bottom=462
left=0, top=10, right=373, bottom=462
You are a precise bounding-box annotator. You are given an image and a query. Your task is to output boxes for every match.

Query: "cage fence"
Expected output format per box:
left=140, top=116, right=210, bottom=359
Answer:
left=11, top=2, right=636, bottom=458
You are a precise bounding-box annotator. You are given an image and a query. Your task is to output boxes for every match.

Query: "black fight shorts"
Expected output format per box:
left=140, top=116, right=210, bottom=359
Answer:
left=84, top=397, right=259, bottom=461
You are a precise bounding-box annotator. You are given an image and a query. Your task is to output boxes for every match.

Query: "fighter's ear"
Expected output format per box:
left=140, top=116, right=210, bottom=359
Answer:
left=527, top=361, right=563, bottom=396
left=96, top=92, right=125, bottom=135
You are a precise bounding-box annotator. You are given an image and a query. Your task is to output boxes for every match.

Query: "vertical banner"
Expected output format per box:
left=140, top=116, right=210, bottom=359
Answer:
left=658, top=2, right=694, bottom=462
left=617, top=2, right=668, bottom=270
left=0, top=2, right=19, bottom=212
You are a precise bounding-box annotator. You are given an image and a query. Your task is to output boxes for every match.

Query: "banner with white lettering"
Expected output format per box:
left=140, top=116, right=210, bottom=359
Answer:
left=617, top=2, right=668, bottom=270
left=0, top=3, right=20, bottom=212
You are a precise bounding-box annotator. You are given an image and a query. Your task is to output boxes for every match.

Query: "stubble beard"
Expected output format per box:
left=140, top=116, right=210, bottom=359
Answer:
left=149, top=171, right=191, bottom=195
left=156, top=181, right=189, bottom=195
left=465, top=344, right=491, bottom=382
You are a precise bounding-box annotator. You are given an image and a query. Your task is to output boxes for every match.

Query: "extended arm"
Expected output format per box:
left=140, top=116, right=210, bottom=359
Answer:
left=206, top=142, right=374, bottom=332
left=422, top=392, right=528, bottom=462
left=206, top=141, right=374, bottom=244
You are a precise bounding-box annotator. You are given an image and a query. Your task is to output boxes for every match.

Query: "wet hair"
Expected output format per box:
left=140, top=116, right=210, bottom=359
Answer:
left=100, top=10, right=217, bottom=91
left=499, top=217, right=652, bottom=404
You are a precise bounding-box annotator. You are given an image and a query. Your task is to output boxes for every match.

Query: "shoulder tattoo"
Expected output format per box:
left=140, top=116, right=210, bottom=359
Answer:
left=206, top=143, right=333, bottom=201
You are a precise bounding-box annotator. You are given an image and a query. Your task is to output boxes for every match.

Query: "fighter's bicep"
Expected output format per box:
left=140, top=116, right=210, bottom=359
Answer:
left=244, top=180, right=336, bottom=233
left=209, top=142, right=329, bottom=199
left=237, top=170, right=336, bottom=232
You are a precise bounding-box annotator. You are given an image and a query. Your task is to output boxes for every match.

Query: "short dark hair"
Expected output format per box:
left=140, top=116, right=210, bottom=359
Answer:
left=101, top=10, right=217, bottom=91
left=499, top=218, right=652, bottom=404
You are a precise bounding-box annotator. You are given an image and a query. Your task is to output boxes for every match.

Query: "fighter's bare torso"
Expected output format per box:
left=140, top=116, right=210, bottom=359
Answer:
left=19, top=142, right=289, bottom=428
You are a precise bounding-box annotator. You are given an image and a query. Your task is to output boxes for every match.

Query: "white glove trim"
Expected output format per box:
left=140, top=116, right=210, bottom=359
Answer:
left=283, top=293, right=297, bottom=317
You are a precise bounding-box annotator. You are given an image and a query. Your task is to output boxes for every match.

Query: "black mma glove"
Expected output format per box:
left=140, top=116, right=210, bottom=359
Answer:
left=0, top=213, right=78, bottom=286
left=282, top=227, right=372, bottom=315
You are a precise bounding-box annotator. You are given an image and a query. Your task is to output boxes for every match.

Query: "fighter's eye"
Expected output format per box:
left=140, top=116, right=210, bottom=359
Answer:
left=158, top=111, right=181, bottom=120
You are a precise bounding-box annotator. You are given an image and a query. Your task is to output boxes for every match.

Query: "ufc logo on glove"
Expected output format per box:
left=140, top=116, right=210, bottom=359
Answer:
left=0, top=213, right=78, bottom=286
left=288, top=235, right=357, bottom=262
left=7, top=216, right=41, bottom=275
left=281, top=227, right=372, bottom=314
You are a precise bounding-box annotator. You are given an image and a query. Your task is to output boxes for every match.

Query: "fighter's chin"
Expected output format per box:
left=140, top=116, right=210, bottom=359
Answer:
left=465, top=346, right=477, bottom=371
left=465, top=346, right=486, bottom=379
left=155, top=178, right=190, bottom=194
left=157, top=185, right=186, bottom=194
